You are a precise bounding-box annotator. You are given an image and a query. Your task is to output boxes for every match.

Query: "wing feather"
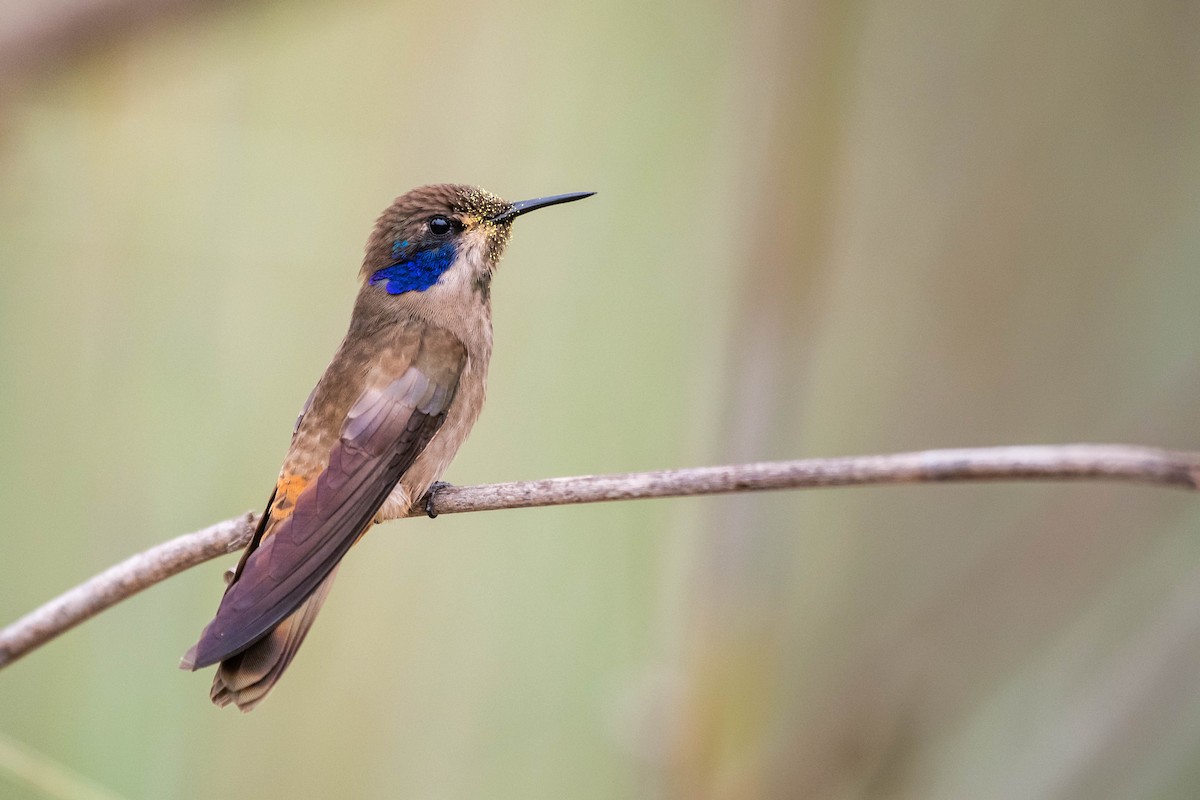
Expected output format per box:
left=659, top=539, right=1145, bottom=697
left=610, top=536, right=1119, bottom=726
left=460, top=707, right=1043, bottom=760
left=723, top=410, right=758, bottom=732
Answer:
left=185, top=361, right=460, bottom=670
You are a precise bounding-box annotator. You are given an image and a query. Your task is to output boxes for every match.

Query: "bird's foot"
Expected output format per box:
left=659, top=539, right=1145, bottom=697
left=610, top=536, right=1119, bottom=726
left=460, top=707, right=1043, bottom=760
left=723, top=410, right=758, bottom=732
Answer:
left=425, top=481, right=452, bottom=519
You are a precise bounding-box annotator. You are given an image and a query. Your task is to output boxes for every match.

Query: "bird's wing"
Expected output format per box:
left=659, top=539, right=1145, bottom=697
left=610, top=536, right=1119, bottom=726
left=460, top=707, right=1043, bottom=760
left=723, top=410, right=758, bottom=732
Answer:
left=183, top=335, right=464, bottom=670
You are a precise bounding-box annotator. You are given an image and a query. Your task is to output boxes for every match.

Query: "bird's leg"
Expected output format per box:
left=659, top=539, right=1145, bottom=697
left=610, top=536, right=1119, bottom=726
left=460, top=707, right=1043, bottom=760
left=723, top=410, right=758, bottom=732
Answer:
left=425, top=481, right=453, bottom=519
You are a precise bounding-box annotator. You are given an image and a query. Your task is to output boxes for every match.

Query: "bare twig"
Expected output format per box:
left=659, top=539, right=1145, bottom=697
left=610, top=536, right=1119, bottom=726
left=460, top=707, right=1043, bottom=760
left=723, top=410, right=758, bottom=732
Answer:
left=1, top=444, right=1197, bottom=670
left=0, top=514, right=258, bottom=669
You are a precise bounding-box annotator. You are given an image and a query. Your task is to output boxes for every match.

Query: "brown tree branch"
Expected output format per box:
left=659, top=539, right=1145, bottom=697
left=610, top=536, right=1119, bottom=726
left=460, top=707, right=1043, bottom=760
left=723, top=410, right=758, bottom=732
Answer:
left=2, top=444, right=1197, bottom=669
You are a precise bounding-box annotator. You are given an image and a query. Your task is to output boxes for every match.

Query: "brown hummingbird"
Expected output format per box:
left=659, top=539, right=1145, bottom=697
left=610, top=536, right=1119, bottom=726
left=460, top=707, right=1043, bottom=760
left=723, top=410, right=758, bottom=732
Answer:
left=180, top=184, right=593, bottom=711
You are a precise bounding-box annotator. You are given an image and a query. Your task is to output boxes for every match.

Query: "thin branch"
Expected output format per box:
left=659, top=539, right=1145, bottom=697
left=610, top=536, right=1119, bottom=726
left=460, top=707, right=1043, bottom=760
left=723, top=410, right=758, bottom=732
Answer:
left=396, top=444, right=1200, bottom=515
left=0, top=514, right=258, bottom=669
left=2, top=444, right=1197, bottom=670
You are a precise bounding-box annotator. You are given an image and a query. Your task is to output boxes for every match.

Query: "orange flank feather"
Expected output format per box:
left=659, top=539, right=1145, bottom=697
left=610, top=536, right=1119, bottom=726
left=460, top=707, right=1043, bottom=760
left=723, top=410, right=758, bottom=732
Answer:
left=271, top=473, right=310, bottom=518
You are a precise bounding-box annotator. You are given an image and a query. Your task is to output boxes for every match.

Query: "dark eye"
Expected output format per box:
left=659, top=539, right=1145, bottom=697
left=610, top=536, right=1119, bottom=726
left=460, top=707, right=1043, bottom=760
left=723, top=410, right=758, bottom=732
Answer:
left=428, top=216, right=453, bottom=236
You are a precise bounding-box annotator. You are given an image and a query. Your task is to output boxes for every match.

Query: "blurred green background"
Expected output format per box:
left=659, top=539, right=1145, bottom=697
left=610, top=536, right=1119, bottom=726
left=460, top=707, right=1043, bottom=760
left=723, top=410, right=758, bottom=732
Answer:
left=2, top=0, right=1200, bottom=798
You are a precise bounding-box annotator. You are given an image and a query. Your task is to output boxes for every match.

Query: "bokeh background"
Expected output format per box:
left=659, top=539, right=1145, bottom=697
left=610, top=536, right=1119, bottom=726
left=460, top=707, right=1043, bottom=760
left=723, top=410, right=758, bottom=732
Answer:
left=2, top=1, right=1200, bottom=798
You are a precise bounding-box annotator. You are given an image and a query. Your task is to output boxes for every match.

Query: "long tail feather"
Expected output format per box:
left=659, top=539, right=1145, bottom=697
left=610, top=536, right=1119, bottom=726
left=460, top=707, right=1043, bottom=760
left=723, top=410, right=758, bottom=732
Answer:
left=209, top=566, right=339, bottom=712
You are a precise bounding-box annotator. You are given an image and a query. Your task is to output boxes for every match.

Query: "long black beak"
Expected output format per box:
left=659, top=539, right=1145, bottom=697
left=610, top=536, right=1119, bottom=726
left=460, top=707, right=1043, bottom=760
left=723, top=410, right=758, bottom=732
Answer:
left=489, top=191, right=595, bottom=223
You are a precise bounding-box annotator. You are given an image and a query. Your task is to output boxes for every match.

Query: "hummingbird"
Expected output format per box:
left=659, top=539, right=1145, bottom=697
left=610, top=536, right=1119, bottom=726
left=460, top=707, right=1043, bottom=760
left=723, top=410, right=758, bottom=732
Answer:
left=180, top=184, right=593, bottom=711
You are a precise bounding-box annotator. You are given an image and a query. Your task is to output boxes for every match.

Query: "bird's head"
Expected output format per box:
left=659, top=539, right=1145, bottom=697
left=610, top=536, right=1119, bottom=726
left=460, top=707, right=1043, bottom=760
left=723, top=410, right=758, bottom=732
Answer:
left=359, top=184, right=593, bottom=307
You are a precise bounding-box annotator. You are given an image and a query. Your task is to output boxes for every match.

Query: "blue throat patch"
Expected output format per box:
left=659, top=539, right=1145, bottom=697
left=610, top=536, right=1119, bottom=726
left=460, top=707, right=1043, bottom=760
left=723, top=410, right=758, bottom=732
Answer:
left=369, top=240, right=458, bottom=295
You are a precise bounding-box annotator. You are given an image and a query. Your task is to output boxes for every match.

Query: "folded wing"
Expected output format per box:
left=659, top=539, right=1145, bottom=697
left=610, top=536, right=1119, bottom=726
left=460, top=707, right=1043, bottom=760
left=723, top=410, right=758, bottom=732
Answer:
left=184, top=362, right=459, bottom=670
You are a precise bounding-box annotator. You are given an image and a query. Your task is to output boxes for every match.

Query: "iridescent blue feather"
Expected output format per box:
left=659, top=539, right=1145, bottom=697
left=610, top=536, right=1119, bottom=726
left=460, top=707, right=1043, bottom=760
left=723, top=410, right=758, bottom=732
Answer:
left=370, top=241, right=458, bottom=295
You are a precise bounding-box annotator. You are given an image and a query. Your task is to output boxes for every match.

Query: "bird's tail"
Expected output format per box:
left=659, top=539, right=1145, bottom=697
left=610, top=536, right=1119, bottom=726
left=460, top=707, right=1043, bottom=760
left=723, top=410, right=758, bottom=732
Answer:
left=208, top=566, right=340, bottom=712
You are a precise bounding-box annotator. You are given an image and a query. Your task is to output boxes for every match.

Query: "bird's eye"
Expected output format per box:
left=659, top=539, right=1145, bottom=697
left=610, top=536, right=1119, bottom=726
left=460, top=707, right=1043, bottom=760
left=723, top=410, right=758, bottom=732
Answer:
left=428, top=216, right=453, bottom=236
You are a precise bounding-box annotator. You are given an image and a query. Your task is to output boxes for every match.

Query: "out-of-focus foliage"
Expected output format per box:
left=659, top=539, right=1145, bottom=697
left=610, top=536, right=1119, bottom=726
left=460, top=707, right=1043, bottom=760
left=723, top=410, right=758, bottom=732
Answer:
left=1, top=1, right=1199, bottom=798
